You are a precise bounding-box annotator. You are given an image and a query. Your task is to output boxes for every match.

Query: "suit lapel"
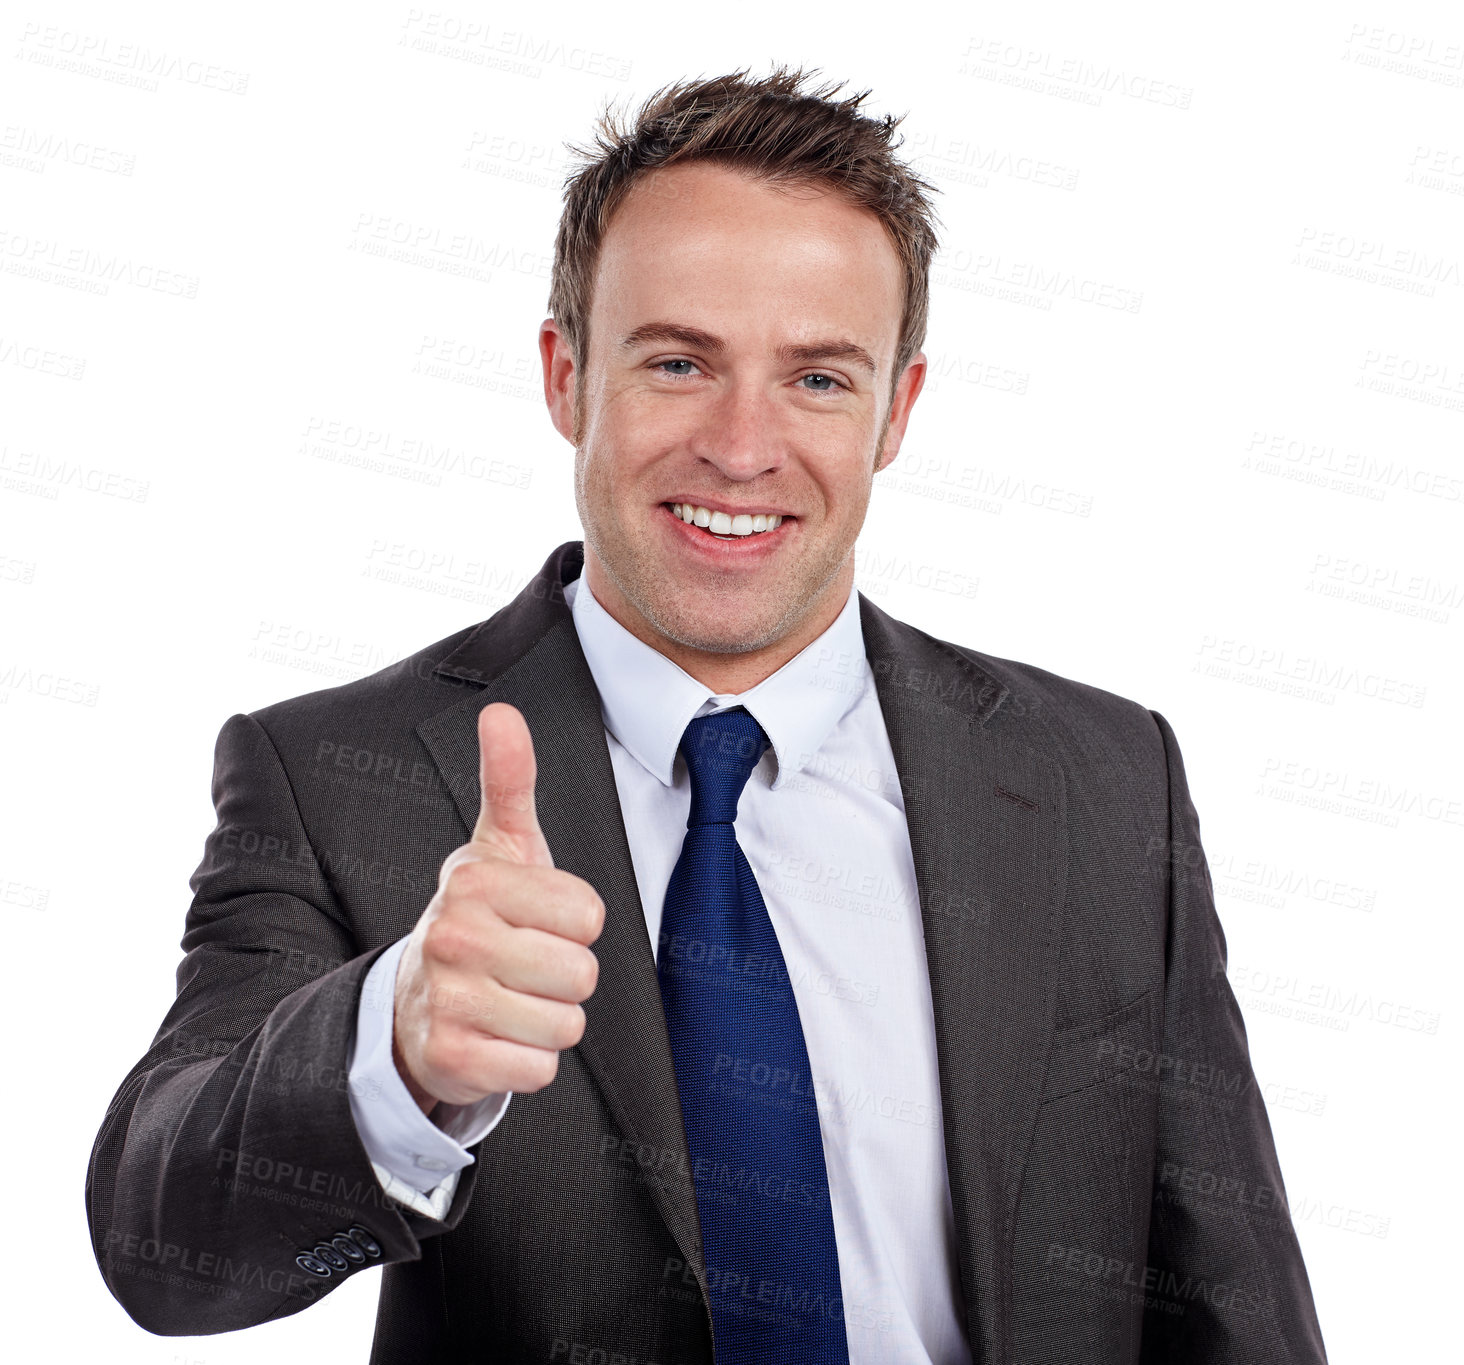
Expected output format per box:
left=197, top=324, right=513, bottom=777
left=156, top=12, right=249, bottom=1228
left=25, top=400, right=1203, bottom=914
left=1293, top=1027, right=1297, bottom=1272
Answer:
left=416, top=543, right=712, bottom=1322
left=861, top=597, right=1068, bottom=1365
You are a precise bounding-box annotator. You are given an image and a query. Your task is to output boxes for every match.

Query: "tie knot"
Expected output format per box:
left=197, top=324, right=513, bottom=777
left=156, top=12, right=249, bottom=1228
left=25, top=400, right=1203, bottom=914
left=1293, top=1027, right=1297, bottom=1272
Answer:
left=680, top=707, right=768, bottom=827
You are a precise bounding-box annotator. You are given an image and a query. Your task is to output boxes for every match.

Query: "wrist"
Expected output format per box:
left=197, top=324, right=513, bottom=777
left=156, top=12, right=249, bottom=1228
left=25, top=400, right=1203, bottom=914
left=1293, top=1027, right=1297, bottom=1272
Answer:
left=392, top=1028, right=439, bottom=1118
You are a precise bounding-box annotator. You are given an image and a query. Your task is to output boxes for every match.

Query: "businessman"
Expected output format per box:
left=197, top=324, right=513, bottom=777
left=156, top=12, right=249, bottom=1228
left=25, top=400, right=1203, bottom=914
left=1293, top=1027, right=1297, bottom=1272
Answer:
left=88, top=68, right=1328, bottom=1362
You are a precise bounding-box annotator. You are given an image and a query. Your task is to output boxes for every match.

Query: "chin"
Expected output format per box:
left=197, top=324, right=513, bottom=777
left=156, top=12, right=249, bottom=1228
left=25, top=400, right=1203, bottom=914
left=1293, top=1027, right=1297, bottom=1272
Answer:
left=642, top=599, right=789, bottom=657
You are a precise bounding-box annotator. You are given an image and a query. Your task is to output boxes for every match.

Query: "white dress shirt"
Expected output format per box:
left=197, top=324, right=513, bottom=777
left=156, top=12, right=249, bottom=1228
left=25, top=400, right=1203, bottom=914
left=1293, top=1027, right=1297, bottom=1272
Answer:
left=346, top=573, right=971, bottom=1363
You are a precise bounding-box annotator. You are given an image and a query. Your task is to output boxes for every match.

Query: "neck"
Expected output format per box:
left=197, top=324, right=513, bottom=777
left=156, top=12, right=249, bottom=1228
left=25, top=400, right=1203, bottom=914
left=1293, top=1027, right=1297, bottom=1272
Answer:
left=581, top=550, right=852, bottom=695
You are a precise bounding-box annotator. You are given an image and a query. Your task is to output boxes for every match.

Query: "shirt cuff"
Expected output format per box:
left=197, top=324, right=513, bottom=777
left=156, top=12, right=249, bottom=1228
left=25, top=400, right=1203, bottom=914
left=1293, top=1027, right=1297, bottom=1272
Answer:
left=368, top=1161, right=460, bottom=1222
left=347, top=935, right=513, bottom=1201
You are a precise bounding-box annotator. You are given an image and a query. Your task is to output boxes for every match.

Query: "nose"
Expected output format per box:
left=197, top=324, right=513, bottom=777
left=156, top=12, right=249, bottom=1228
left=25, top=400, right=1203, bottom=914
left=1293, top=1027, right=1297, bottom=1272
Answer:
left=685, top=377, right=788, bottom=481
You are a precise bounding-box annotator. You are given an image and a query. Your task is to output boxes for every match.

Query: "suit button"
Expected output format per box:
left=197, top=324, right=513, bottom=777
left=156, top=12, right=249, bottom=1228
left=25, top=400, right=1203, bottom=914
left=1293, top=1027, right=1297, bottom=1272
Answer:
left=332, top=1235, right=366, bottom=1265
left=346, top=1225, right=382, bottom=1258
left=313, top=1244, right=349, bottom=1272
left=296, top=1254, right=332, bottom=1278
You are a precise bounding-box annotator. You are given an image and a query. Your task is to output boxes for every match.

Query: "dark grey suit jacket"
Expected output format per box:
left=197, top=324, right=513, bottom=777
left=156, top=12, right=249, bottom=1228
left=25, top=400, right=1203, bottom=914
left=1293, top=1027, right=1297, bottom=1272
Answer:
left=87, top=540, right=1327, bottom=1362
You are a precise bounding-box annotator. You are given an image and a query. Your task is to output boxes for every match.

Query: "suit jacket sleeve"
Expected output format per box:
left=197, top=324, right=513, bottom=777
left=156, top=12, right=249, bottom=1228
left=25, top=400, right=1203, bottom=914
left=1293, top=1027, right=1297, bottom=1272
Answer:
left=1139, top=710, right=1328, bottom=1361
left=85, top=711, right=480, bottom=1336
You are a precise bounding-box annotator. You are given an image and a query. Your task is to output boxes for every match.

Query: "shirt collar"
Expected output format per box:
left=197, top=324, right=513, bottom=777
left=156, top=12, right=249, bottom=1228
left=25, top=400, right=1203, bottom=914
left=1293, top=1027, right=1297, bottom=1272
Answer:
left=564, top=569, right=868, bottom=791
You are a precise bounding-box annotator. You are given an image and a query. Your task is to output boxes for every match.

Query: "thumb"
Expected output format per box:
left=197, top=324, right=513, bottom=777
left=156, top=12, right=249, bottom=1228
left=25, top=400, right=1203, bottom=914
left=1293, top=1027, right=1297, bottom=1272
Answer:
left=471, top=703, right=553, bottom=867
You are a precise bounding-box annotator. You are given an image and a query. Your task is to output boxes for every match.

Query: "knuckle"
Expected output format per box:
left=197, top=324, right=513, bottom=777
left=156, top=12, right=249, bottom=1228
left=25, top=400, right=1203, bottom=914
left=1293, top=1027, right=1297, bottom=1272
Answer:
left=422, top=920, right=473, bottom=969
left=444, top=858, right=496, bottom=904
left=437, top=848, right=471, bottom=886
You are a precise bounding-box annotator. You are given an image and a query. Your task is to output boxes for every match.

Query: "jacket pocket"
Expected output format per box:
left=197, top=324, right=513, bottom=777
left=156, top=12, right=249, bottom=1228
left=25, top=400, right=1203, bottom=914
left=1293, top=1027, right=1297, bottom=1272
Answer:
left=1039, top=989, right=1155, bottom=1103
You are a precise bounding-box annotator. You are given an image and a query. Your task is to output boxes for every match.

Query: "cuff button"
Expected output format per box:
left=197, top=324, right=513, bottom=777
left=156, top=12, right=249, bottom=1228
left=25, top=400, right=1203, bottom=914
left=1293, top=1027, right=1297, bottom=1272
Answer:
left=332, top=1235, right=366, bottom=1264
left=346, top=1225, right=382, bottom=1258
left=296, top=1254, right=332, bottom=1278
left=313, top=1244, right=349, bottom=1272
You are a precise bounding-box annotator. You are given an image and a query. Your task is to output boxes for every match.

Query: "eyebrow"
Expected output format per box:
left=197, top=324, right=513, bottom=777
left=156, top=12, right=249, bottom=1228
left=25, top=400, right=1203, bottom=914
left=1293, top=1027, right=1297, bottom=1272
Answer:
left=617, top=322, right=878, bottom=378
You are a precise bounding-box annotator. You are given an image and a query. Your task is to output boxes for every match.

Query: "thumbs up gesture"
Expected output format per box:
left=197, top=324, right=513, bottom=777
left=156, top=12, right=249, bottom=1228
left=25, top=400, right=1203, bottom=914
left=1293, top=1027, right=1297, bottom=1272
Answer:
left=393, top=704, right=605, bottom=1113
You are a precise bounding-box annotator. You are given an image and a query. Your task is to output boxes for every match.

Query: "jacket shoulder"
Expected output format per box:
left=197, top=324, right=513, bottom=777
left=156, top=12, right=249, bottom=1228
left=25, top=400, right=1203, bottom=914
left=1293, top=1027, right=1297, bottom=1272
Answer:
left=965, top=640, right=1154, bottom=733
left=942, top=636, right=1178, bottom=851
left=242, top=620, right=486, bottom=754
left=901, top=618, right=1170, bottom=780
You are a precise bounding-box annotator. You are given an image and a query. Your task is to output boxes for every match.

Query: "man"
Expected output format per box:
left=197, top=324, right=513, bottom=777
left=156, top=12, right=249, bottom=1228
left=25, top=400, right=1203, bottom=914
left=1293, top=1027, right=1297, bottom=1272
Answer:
left=87, top=68, right=1328, bottom=1362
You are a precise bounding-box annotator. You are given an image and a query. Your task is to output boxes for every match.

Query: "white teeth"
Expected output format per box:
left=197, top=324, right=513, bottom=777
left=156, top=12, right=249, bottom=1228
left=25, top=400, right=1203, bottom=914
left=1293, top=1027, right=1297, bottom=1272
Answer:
left=670, top=504, right=786, bottom=537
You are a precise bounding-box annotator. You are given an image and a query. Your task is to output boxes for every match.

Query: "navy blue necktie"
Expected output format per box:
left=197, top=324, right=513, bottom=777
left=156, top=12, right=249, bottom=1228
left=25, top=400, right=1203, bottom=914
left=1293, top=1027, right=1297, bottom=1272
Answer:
left=657, top=707, right=849, bottom=1363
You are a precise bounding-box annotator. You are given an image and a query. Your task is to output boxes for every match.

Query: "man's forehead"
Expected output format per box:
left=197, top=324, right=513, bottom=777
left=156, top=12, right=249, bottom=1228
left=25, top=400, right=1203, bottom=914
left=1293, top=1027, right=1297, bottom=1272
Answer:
left=591, top=169, right=904, bottom=363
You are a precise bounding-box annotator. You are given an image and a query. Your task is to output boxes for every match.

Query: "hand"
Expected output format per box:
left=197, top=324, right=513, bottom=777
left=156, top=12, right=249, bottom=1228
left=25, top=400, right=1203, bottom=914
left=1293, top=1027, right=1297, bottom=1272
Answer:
left=392, top=703, right=604, bottom=1114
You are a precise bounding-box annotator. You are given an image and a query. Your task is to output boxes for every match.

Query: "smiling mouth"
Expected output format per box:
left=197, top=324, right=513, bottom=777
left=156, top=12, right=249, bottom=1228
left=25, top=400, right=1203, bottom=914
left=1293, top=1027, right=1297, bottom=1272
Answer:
left=664, top=501, right=790, bottom=540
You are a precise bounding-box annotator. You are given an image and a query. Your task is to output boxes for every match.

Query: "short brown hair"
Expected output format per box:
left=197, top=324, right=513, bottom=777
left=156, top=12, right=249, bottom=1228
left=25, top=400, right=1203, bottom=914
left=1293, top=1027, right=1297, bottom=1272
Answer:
left=548, top=66, right=941, bottom=417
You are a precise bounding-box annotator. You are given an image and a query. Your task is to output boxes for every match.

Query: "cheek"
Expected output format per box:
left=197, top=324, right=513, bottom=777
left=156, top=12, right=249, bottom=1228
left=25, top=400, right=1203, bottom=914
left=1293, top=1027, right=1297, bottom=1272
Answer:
left=586, top=387, right=683, bottom=459
left=577, top=441, right=651, bottom=510
left=611, top=393, right=696, bottom=451
left=815, top=456, right=877, bottom=513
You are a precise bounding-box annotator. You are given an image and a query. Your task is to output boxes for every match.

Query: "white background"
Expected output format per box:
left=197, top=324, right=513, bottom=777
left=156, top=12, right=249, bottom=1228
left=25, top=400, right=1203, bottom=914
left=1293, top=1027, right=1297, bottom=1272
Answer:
left=2, top=1, right=1459, bottom=1359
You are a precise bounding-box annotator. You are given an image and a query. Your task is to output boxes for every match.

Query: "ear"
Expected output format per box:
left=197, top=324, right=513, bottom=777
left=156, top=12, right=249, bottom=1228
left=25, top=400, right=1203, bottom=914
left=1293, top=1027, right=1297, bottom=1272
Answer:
left=874, top=351, right=927, bottom=472
left=539, top=318, right=577, bottom=445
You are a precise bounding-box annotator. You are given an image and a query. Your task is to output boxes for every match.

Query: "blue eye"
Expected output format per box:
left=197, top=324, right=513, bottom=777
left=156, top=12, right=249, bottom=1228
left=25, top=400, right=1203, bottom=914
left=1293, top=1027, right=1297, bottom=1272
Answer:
left=801, top=373, right=841, bottom=392
left=657, top=359, right=697, bottom=376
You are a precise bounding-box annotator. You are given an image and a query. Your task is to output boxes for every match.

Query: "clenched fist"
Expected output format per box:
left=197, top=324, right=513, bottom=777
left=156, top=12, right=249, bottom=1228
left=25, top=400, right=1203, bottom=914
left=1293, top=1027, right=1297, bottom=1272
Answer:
left=393, top=702, right=605, bottom=1114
